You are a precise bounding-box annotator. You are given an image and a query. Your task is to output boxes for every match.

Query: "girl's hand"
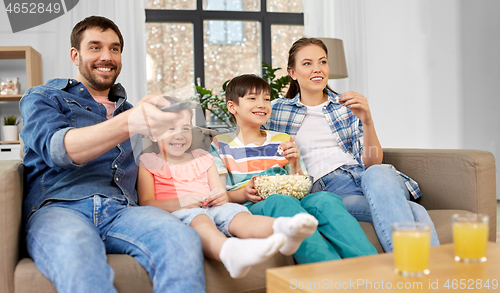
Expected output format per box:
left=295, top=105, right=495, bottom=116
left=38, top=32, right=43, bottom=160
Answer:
left=339, top=91, right=373, bottom=125
left=178, top=193, right=205, bottom=209
left=244, top=175, right=263, bottom=203
left=206, top=187, right=229, bottom=207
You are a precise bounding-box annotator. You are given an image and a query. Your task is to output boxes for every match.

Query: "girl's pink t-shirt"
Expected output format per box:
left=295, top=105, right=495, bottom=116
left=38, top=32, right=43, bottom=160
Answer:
left=139, top=149, right=213, bottom=200
left=93, top=96, right=116, bottom=120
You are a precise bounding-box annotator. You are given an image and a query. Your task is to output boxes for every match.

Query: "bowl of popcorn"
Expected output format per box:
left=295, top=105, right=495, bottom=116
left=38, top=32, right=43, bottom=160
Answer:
left=254, top=174, right=313, bottom=200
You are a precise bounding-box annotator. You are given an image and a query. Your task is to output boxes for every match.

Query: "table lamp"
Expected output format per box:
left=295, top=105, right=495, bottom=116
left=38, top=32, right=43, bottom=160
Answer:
left=318, top=38, right=348, bottom=79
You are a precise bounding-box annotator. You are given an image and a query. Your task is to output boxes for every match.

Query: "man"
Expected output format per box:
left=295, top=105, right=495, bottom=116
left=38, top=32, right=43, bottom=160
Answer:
left=20, top=16, right=205, bottom=293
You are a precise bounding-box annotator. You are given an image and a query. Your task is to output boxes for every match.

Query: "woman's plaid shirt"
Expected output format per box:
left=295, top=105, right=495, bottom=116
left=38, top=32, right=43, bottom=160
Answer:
left=265, top=90, right=422, bottom=200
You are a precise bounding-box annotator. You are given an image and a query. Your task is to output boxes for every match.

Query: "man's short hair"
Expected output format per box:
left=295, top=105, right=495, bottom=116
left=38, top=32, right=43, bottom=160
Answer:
left=71, top=16, right=124, bottom=52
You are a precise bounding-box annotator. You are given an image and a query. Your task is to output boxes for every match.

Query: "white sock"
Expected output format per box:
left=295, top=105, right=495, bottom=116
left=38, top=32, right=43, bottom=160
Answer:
left=273, top=213, right=318, bottom=255
left=219, top=233, right=287, bottom=279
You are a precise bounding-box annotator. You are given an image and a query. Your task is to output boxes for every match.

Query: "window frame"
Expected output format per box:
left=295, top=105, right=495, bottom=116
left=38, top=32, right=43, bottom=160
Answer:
left=145, top=0, right=304, bottom=88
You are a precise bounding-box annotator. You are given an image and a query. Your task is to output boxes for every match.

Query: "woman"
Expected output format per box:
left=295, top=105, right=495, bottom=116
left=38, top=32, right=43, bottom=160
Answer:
left=266, top=37, right=439, bottom=252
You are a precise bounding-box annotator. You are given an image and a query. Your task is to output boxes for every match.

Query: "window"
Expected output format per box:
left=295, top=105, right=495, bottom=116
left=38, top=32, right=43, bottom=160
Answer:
left=145, top=0, right=303, bottom=125
left=206, top=0, right=244, bottom=45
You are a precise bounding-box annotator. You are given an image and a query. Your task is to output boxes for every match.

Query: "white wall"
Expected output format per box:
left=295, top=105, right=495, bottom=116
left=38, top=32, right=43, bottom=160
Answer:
left=461, top=0, right=500, bottom=183
left=363, top=0, right=500, bottom=198
left=364, top=0, right=462, bottom=149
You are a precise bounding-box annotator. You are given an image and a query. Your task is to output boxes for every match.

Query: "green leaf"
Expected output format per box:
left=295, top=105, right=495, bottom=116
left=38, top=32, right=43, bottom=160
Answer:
left=3, top=115, right=18, bottom=125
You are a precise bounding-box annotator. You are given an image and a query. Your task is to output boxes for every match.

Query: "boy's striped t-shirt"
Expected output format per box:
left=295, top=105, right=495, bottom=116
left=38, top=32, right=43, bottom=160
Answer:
left=210, top=130, right=307, bottom=191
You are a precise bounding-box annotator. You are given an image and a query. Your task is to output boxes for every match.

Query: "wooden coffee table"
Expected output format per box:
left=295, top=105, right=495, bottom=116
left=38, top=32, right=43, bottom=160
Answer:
left=267, top=242, right=500, bottom=292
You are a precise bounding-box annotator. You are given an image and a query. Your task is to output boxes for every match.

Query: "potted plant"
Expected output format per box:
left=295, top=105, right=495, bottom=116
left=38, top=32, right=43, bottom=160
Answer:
left=2, top=115, right=19, bottom=141
left=196, top=62, right=290, bottom=128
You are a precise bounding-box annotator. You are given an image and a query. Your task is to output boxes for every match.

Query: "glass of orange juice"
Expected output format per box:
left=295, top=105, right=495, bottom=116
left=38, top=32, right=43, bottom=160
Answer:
left=392, top=222, right=431, bottom=277
left=452, top=213, right=489, bottom=263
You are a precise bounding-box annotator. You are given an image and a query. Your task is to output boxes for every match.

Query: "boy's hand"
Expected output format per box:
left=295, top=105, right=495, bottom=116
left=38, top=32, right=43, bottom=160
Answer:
left=179, top=193, right=205, bottom=209
left=244, top=175, right=263, bottom=203
left=278, top=142, right=301, bottom=170
left=205, top=187, right=229, bottom=207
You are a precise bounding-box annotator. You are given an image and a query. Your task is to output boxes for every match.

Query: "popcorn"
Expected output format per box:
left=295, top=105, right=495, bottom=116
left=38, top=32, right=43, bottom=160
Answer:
left=277, top=147, right=284, bottom=155
left=254, top=174, right=312, bottom=200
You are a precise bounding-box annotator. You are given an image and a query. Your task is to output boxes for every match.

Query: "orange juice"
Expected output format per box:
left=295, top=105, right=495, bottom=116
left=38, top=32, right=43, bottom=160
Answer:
left=393, top=229, right=431, bottom=276
left=453, top=222, right=488, bottom=261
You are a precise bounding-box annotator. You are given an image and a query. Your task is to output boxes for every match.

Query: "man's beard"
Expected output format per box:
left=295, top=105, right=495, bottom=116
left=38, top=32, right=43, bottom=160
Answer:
left=79, top=59, right=121, bottom=91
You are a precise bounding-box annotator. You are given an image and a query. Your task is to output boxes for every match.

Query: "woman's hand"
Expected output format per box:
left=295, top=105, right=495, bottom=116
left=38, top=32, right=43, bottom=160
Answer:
left=278, top=142, right=303, bottom=174
left=340, top=92, right=383, bottom=166
left=244, top=175, right=263, bottom=203
left=339, top=91, right=373, bottom=125
left=206, top=187, right=229, bottom=207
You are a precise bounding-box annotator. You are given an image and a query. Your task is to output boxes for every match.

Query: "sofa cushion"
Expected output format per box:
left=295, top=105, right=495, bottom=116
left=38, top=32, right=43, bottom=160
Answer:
left=0, top=160, right=23, bottom=293
left=428, top=209, right=466, bottom=244
left=14, top=253, right=294, bottom=293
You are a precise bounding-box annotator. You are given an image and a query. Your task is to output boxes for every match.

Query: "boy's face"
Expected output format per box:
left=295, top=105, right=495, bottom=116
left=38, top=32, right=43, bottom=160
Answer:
left=228, top=90, right=271, bottom=127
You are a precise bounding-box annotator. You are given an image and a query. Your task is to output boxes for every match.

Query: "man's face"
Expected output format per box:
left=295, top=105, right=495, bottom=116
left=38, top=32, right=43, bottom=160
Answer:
left=72, top=27, right=122, bottom=94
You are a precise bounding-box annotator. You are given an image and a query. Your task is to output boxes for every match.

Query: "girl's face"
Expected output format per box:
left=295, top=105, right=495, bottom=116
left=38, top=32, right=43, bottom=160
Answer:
left=288, top=44, right=330, bottom=95
left=158, top=110, right=193, bottom=158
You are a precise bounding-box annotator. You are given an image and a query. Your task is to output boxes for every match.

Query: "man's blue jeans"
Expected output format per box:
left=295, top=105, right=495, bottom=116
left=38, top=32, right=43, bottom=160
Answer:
left=311, top=165, right=440, bottom=252
left=25, top=195, right=205, bottom=293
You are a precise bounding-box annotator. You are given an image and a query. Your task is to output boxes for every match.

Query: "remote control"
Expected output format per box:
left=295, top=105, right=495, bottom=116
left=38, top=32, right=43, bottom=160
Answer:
left=158, top=100, right=198, bottom=112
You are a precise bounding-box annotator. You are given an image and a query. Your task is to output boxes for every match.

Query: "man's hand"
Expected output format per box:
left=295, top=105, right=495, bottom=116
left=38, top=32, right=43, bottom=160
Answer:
left=128, top=94, right=182, bottom=139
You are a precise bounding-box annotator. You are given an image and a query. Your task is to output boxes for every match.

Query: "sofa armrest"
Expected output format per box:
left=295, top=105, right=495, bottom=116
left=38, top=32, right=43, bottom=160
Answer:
left=0, top=160, right=24, bottom=293
left=382, top=148, right=496, bottom=235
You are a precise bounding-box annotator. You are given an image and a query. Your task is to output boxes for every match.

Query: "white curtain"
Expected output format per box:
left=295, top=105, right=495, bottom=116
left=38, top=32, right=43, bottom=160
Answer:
left=26, top=0, right=147, bottom=105
left=303, top=0, right=368, bottom=96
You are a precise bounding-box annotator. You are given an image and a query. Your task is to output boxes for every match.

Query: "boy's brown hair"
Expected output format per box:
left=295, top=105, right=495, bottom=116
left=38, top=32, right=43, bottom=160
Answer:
left=225, top=74, right=270, bottom=122
left=71, top=16, right=124, bottom=53
left=225, top=74, right=270, bottom=104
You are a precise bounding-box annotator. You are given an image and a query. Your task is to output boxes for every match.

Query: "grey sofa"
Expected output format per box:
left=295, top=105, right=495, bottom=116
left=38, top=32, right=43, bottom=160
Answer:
left=0, top=127, right=497, bottom=293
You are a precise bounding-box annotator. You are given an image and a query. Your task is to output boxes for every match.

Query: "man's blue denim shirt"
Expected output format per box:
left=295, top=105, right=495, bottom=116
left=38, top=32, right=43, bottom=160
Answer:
left=20, top=78, right=141, bottom=221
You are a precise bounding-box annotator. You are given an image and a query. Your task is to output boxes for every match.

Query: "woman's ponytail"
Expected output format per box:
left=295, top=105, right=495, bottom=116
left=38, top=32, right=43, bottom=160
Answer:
left=285, top=78, right=300, bottom=100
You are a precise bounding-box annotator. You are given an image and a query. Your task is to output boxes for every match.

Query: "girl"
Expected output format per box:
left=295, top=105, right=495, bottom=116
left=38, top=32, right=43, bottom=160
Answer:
left=266, top=37, right=439, bottom=252
left=137, top=105, right=318, bottom=279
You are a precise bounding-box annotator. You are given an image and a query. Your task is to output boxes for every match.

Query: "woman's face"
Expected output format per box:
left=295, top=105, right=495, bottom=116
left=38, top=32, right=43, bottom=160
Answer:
left=289, top=44, right=330, bottom=95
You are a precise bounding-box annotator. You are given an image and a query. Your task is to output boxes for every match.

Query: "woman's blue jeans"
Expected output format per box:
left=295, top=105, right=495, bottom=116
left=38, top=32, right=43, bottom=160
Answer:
left=311, top=164, right=440, bottom=252
left=25, top=195, right=205, bottom=293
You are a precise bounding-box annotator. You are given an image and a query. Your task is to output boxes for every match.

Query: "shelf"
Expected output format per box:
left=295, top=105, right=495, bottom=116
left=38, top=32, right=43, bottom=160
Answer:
left=0, top=46, right=43, bottom=92
left=0, top=94, right=22, bottom=101
left=0, top=141, right=20, bottom=144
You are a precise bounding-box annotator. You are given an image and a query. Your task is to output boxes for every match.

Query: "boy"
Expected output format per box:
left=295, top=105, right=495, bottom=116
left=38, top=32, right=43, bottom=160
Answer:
left=210, top=74, right=377, bottom=264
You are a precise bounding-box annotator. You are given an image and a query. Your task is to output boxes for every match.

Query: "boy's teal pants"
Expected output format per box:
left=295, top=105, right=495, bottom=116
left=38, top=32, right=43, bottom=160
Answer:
left=247, top=191, right=377, bottom=264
